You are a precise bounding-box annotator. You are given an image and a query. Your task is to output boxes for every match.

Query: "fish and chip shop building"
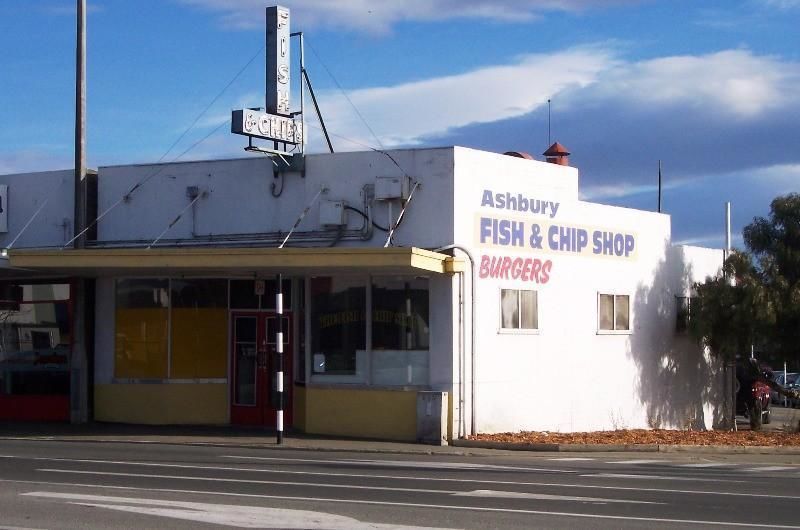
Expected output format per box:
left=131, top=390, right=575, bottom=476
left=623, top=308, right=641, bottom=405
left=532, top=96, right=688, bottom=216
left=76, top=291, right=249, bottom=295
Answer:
left=0, top=146, right=728, bottom=440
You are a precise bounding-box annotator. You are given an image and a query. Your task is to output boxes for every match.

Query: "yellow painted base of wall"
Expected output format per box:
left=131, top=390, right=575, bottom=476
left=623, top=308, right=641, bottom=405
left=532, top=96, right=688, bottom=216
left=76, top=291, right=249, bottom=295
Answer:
left=94, top=384, right=228, bottom=425
left=302, top=387, right=419, bottom=442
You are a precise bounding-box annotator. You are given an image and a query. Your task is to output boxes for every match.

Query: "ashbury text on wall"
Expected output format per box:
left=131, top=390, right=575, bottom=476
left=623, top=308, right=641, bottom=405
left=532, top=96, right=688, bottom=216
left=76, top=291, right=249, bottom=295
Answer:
left=476, top=189, right=638, bottom=283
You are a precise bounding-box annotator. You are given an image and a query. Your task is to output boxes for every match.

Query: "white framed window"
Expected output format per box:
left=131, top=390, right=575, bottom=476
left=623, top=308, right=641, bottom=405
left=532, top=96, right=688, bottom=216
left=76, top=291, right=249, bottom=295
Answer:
left=598, top=293, right=630, bottom=332
left=500, top=289, right=538, bottom=331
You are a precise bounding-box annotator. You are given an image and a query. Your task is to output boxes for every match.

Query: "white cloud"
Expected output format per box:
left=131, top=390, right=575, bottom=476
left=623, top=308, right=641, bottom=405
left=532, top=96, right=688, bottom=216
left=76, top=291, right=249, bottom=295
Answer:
left=311, top=47, right=617, bottom=149
left=178, top=0, right=640, bottom=32
left=580, top=50, right=800, bottom=118
left=298, top=48, right=800, bottom=153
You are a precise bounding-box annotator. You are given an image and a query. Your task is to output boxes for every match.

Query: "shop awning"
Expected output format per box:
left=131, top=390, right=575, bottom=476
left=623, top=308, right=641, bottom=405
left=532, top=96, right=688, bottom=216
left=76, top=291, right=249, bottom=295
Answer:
left=7, top=246, right=464, bottom=277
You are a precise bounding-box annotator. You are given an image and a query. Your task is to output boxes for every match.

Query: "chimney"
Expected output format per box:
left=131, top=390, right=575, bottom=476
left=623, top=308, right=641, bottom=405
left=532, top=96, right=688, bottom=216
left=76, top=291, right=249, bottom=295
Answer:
left=543, top=142, right=570, bottom=166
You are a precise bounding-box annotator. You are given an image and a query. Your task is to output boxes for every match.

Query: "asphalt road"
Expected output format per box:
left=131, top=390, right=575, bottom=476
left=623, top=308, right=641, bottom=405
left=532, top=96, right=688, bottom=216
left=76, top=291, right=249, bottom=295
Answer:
left=1, top=440, right=799, bottom=529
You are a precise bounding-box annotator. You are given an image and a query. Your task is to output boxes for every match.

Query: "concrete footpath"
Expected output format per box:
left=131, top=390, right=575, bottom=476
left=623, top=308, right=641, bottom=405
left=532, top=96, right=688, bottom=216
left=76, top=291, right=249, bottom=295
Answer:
left=2, top=422, right=800, bottom=456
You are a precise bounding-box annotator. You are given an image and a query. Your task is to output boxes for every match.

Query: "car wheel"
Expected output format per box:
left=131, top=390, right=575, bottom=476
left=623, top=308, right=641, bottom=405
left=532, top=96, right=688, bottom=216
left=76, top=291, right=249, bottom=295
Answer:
left=750, top=400, right=763, bottom=430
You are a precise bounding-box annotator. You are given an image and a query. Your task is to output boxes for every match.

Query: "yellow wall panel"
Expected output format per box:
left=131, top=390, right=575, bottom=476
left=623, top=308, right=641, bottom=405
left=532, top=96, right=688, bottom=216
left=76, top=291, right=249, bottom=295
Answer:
left=94, top=384, right=227, bottom=424
left=115, top=308, right=168, bottom=379
left=304, top=387, right=417, bottom=441
left=171, top=308, right=228, bottom=378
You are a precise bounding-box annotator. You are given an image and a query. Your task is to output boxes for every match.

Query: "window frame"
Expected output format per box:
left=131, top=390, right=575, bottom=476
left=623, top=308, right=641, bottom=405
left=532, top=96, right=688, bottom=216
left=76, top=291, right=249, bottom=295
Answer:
left=498, top=288, right=539, bottom=334
left=112, top=277, right=229, bottom=384
left=597, top=292, right=631, bottom=334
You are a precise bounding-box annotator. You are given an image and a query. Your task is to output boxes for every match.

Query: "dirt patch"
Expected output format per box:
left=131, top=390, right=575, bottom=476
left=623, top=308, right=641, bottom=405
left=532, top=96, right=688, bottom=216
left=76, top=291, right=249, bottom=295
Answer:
left=469, top=429, right=800, bottom=446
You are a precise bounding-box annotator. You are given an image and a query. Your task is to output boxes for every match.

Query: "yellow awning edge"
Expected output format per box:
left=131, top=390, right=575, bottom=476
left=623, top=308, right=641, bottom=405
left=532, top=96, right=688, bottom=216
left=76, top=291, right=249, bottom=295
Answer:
left=8, top=246, right=465, bottom=276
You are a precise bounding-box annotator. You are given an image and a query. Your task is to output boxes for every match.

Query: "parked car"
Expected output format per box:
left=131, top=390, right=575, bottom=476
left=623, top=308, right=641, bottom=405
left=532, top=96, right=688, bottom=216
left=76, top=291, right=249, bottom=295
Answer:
left=771, top=372, right=799, bottom=405
left=736, top=362, right=772, bottom=428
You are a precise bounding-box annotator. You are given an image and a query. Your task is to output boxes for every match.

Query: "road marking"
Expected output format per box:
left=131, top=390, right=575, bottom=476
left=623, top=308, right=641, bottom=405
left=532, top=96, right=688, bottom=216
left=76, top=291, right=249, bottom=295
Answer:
left=547, top=458, right=595, bottom=462
left=454, top=489, right=661, bottom=504
left=743, top=466, right=796, bottom=472
left=21, top=490, right=800, bottom=529
left=21, top=492, right=451, bottom=529
left=679, top=463, right=735, bottom=468
left=220, top=455, right=567, bottom=473
left=585, top=473, right=731, bottom=482
left=607, top=459, right=663, bottom=465
left=38, top=468, right=452, bottom=495
left=5, top=457, right=799, bottom=500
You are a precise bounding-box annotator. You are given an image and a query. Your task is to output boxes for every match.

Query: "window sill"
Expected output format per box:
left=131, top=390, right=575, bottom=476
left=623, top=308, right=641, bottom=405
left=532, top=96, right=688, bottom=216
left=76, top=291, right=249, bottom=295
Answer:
left=497, top=328, right=540, bottom=335
left=596, top=329, right=632, bottom=336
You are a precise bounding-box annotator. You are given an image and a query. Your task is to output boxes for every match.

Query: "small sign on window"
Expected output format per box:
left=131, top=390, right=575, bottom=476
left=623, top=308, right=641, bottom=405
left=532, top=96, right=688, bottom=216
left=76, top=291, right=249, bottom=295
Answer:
left=254, top=280, right=265, bottom=296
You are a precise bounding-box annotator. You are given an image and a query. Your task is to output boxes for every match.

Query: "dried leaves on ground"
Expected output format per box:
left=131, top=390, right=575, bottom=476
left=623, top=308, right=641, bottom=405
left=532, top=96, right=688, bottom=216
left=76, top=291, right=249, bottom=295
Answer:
left=471, top=429, right=800, bottom=446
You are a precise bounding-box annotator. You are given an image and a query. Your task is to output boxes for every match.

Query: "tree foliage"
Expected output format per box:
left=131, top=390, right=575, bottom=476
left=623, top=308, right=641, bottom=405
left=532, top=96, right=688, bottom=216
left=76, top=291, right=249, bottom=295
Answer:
left=691, top=193, right=800, bottom=363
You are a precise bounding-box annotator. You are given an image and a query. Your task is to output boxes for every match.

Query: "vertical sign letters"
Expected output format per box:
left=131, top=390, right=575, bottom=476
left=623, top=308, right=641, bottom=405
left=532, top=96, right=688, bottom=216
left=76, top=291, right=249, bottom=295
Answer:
left=266, top=6, right=291, bottom=116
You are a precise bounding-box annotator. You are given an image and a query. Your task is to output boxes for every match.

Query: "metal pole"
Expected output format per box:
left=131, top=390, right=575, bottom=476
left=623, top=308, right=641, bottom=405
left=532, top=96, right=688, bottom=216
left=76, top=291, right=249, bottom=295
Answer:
left=657, top=160, right=662, bottom=213
left=71, top=0, right=89, bottom=424
left=276, top=274, right=284, bottom=444
left=725, top=202, right=731, bottom=260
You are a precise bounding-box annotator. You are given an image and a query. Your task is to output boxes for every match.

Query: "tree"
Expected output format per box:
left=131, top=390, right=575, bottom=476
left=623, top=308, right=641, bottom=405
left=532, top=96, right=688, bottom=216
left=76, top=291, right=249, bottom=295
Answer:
left=743, top=193, right=800, bottom=362
left=690, top=193, right=800, bottom=430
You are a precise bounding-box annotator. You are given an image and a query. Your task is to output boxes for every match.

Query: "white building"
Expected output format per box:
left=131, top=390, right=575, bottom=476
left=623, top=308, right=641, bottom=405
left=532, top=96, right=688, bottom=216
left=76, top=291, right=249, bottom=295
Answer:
left=0, top=145, right=727, bottom=440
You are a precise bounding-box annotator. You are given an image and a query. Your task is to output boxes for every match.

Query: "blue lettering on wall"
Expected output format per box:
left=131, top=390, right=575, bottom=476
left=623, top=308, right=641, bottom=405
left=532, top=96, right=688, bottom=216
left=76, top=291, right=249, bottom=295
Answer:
left=591, top=231, right=636, bottom=257
left=480, top=217, right=525, bottom=247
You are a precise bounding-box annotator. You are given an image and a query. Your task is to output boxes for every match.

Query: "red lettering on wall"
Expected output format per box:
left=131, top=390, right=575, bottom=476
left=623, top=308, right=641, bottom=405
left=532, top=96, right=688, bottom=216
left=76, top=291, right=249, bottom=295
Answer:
left=478, top=254, right=553, bottom=283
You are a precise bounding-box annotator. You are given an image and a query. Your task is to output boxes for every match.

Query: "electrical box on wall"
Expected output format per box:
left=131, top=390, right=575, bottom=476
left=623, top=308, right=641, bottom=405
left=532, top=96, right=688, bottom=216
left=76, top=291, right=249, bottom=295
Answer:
left=319, top=200, right=346, bottom=226
left=375, top=176, right=411, bottom=201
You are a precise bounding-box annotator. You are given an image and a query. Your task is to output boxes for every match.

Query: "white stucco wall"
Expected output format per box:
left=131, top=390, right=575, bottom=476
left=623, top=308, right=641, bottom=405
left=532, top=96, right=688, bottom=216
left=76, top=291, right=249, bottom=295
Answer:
left=0, top=170, right=75, bottom=249
left=96, top=149, right=456, bottom=249
left=452, top=148, right=726, bottom=433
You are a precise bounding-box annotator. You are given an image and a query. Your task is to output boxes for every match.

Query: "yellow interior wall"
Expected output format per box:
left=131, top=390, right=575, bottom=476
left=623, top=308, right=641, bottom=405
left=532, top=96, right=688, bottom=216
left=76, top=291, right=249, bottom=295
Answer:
left=94, top=384, right=227, bottom=425
left=171, top=308, right=228, bottom=378
left=304, top=387, right=417, bottom=441
left=115, top=308, right=168, bottom=379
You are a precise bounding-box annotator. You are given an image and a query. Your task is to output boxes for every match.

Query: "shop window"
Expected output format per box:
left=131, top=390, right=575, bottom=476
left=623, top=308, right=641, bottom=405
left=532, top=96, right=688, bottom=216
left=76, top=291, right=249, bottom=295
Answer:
left=500, top=289, right=538, bottom=330
left=675, top=296, right=697, bottom=333
left=371, top=277, right=429, bottom=385
left=115, top=279, right=169, bottom=379
left=598, top=293, right=630, bottom=332
left=310, top=276, right=365, bottom=377
left=0, top=284, right=71, bottom=396
left=170, top=279, right=228, bottom=378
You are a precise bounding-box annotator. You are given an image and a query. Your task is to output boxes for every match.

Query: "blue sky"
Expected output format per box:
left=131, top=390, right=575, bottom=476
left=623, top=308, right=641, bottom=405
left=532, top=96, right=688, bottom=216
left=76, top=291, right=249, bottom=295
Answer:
left=1, top=0, right=798, bottom=248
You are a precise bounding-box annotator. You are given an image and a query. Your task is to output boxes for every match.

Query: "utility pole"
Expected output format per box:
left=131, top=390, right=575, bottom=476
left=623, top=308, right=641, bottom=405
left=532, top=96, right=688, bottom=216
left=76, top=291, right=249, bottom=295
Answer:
left=71, top=0, right=89, bottom=423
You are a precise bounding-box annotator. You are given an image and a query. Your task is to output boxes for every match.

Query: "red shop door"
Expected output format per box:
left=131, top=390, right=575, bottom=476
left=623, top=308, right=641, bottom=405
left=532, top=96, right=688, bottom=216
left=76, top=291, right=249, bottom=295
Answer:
left=230, top=312, right=292, bottom=427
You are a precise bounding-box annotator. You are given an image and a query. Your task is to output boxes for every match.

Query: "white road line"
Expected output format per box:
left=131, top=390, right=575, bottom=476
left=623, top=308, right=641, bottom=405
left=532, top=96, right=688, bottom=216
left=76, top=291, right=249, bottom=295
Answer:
left=4, top=455, right=799, bottom=500
left=220, top=455, right=566, bottom=473
left=679, top=463, right=735, bottom=468
left=547, top=458, right=595, bottom=462
left=38, top=468, right=451, bottom=495
left=584, top=473, right=735, bottom=482
left=21, top=489, right=800, bottom=529
left=743, top=466, right=796, bottom=472
left=607, top=460, right=664, bottom=465
left=21, top=492, right=452, bottom=530
left=454, top=489, right=662, bottom=504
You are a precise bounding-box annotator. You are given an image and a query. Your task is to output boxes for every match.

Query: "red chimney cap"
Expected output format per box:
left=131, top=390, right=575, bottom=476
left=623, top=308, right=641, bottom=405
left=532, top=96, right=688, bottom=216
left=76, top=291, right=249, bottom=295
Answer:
left=543, top=142, right=570, bottom=157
